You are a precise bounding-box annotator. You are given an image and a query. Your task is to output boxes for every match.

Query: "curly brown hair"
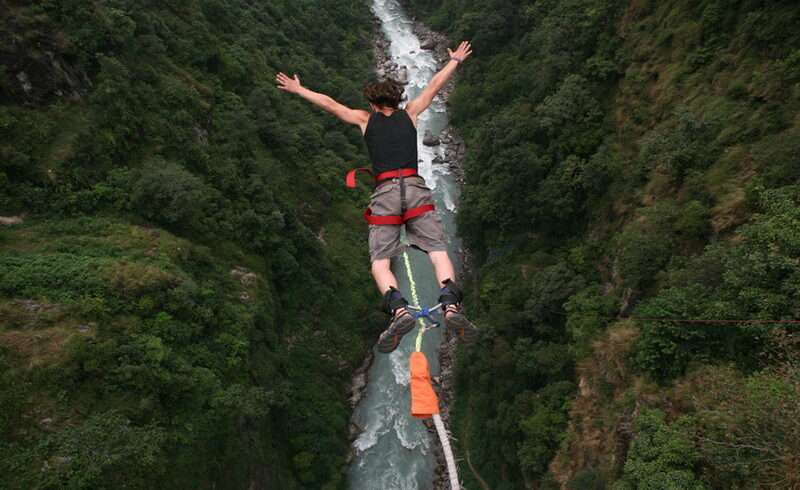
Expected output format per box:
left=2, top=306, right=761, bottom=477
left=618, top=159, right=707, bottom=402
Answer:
left=363, top=80, right=403, bottom=109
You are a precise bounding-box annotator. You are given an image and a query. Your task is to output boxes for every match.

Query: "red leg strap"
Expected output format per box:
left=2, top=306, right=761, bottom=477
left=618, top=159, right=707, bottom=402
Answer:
left=364, top=208, right=404, bottom=225
left=402, top=204, right=435, bottom=221
left=364, top=204, right=435, bottom=225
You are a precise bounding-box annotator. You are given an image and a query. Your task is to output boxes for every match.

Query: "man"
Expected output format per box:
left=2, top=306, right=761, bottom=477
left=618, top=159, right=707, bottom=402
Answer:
left=276, top=41, right=477, bottom=353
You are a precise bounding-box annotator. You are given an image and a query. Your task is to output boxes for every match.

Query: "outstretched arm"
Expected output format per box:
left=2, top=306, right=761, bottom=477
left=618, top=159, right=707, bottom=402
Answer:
left=276, top=72, right=369, bottom=130
left=405, top=41, right=472, bottom=123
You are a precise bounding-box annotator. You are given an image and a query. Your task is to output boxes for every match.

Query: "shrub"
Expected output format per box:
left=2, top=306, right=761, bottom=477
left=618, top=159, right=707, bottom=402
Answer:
left=673, top=200, right=710, bottom=240
left=639, top=108, right=717, bottom=180
left=613, top=409, right=706, bottom=490
left=692, top=365, right=800, bottom=488
left=632, top=284, right=726, bottom=381
left=524, top=262, right=586, bottom=325
left=40, top=412, right=166, bottom=490
left=131, top=158, right=211, bottom=227
left=518, top=381, right=576, bottom=479
left=568, top=468, right=607, bottom=490
left=615, top=221, right=673, bottom=291
left=565, top=285, right=618, bottom=358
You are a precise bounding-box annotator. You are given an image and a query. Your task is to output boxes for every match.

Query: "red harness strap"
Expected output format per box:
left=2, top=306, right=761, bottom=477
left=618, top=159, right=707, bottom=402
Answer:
left=345, top=167, right=420, bottom=188
left=345, top=167, right=372, bottom=188
left=344, top=167, right=436, bottom=225
left=364, top=203, right=436, bottom=225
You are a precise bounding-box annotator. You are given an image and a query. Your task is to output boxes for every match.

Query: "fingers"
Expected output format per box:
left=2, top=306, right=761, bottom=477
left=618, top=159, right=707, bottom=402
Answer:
left=275, top=72, right=299, bottom=91
left=453, top=41, right=473, bottom=59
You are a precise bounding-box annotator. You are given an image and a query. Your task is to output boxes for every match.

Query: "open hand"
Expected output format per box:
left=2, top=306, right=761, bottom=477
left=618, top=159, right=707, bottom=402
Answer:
left=276, top=72, right=302, bottom=93
left=448, top=41, right=472, bottom=62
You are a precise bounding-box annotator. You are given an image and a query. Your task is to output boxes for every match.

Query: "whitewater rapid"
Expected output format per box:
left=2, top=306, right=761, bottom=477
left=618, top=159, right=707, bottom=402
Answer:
left=347, top=0, right=462, bottom=489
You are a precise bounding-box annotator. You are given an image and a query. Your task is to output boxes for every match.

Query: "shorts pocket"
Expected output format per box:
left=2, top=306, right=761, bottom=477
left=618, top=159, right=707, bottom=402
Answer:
left=404, top=180, right=434, bottom=208
left=369, top=183, right=395, bottom=202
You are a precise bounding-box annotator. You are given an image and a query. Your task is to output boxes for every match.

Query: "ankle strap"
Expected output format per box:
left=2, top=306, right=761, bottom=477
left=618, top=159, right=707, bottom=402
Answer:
left=382, top=286, right=408, bottom=314
left=438, top=279, right=463, bottom=307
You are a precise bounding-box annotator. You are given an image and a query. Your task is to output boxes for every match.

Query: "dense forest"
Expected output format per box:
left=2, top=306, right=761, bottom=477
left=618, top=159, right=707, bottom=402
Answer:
left=404, top=0, right=800, bottom=488
left=3, top=0, right=800, bottom=489
left=0, top=1, right=383, bottom=488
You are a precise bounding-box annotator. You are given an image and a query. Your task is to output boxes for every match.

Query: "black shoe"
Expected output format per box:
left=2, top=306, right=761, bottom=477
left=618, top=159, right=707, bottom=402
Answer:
left=444, top=306, right=479, bottom=343
left=377, top=309, right=416, bottom=353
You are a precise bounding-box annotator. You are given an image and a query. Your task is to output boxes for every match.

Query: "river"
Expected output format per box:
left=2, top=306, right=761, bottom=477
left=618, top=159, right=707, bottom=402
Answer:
left=347, top=0, right=462, bottom=489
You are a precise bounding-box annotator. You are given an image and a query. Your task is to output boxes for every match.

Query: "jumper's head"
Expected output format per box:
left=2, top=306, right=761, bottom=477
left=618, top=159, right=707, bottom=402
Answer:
left=364, top=79, right=403, bottom=110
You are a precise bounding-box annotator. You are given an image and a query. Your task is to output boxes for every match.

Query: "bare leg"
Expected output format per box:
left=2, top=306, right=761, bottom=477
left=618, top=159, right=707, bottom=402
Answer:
left=373, top=252, right=454, bottom=292
left=372, top=258, right=409, bottom=321
left=429, top=250, right=458, bottom=317
left=371, top=258, right=398, bottom=294
left=428, top=250, right=456, bottom=287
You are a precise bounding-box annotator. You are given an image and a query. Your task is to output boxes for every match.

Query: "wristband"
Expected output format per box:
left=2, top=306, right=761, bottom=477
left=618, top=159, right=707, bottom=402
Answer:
left=450, top=56, right=464, bottom=63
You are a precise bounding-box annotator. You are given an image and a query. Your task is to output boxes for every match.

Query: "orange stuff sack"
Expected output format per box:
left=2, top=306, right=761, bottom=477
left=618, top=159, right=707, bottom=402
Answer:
left=409, top=351, right=439, bottom=419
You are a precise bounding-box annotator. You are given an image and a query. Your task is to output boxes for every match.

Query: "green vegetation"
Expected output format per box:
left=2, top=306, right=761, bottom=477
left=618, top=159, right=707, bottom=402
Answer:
left=1, top=1, right=380, bottom=488
left=407, top=0, right=800, bottom=487
left=613, top=409, right=706, bottom=490
left=5, top=0, right=800, bottom=487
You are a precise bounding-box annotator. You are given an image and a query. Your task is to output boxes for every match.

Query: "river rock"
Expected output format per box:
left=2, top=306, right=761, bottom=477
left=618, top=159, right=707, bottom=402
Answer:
left=420, top=38, right=437, bottom=50
left=432, top=155, right=445, bottom=164
left=0, top=215, right=25, bottom=226
left=422, top=130, right=440, bottom=146
left=394, top=66, right=409, bottom=85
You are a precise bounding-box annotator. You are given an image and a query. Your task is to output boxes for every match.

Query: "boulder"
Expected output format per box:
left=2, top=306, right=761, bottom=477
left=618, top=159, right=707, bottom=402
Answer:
left=423, top=130, right=440, bottom=146
left=394, top=66, right=409, bottom=85
left=420, top=38, right=437, bottom=50
left=0, top=215, right=25, bottom=226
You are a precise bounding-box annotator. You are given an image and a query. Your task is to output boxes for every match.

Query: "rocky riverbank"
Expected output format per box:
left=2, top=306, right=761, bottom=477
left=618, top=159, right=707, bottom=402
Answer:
left=347, top=350, right=374, bottom=464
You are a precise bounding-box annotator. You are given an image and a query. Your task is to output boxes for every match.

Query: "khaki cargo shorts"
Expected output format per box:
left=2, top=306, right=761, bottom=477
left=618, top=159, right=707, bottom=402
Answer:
left=367, top=176, right=449, bottom=261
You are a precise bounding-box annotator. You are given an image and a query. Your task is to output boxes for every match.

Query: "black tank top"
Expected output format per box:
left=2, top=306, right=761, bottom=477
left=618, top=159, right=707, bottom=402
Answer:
left=363, top=109, right=418, bottom=174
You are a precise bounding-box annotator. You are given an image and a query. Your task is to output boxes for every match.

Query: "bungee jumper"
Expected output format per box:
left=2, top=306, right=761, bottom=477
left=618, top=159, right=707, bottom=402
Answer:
left=276, top=41, right=478, bottom=354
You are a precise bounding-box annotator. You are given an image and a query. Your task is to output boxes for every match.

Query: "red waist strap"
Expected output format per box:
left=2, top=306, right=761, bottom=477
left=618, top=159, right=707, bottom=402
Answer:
left=345, top=167, right=419, bottom=188
left=345, top=166, right=433, bottom=225
left=364, top=204, right=435, bottom=225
